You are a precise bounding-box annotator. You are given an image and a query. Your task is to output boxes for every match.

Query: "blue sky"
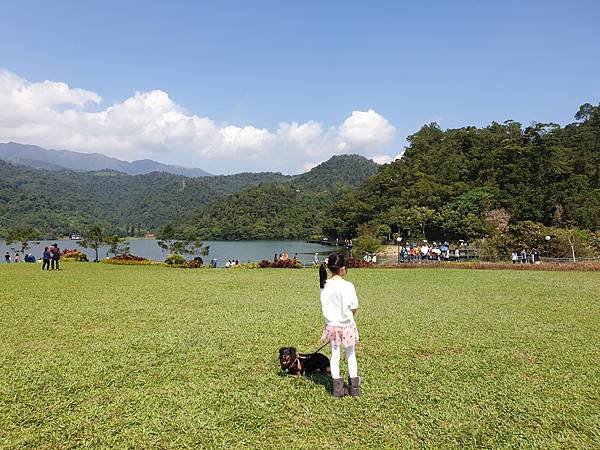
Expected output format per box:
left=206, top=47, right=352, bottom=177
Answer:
left=0, top=0, right=598, bottom=174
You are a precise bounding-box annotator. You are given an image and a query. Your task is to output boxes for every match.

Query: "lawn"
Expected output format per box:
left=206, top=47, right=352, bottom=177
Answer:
left=0, top=263, right=599, bottom=448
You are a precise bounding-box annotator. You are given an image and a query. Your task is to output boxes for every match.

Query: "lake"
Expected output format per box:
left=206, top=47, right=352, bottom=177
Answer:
left=0, top=239, right=338, bottom=267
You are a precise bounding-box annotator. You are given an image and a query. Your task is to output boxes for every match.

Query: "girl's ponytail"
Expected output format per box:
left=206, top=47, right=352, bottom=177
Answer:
left=319, top=263, right=328, bottom=289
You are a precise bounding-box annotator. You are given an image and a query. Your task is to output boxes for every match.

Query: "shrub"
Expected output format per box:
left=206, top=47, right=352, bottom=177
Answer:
left=61, top=249, right=89, bottom=262
left=102, top=253, right=153, bottom=265
left=183, top=257, right=204, bottom=269
left=257, top=259, right=302, bottom=268
left=110, top=253, right=148, bottom=262
left=165, top=254, right=186, bottom=266
left=102, top=258, right=157, bottom=266
left=346, top=258, right=374, bottom=268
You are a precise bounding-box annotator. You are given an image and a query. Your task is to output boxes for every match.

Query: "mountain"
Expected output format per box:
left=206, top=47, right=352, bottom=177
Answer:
left=291, top=154, right=379, bottom=191
left=181, top=155, right=379, bottom=240
left=0, top=142, right=212, bottom=177
left=0, top=161, right=286, bottom=237
left=0, top=154, right=379, bottom=238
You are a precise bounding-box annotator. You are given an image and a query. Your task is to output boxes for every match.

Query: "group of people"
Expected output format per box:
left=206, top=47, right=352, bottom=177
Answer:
left=224, top=259, right=240, bottom=268
left=41, top=244, right=61, bottom=270
left=5, top=251, right=41, bottom=263
left=5, top=251, right=19, bottom=263
left=274, top=252, right=298, bottom=262
left=399, top=241, right=462, bottom=262
left=4, top=244, right=62, bottom=269
left=511, top=248, right=540, bottom=264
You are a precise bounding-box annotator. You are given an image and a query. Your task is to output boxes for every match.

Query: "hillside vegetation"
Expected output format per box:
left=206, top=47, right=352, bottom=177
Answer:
left=324, top=103, right=600, bottom=243
left=0, top=164, right=286, bottom=236
left=0, top=154, right=377, bottom=238
left=182, top=155, right=379, bottom=239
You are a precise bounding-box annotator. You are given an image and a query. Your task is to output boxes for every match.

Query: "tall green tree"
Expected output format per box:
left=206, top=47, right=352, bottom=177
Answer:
left=5, top=227, right=39, bottom=257
left=105, top=235, right=130, bottom=257
left=78, top=226, right=107, bottom=262
left=352, top=225, right=383, bottom=257
left=157, top=225, right=209, bottom=257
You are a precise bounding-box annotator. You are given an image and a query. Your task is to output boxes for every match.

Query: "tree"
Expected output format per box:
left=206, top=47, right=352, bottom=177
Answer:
left=407, top=206, right=436, bottom=239
left=6, top=227, right=39, bottom=257
left=352, top=225, right=382, bottom=257
left=157, top=225, right=209, bottom=257
left=78, top=226, right=107, bottom=262
left=376, top=224, right=392, bottom=241
left=105, top=235, right=130, bottom=257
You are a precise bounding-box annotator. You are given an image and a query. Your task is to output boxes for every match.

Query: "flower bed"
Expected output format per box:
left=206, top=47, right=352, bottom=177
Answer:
left=346, top=258, right=374, bottom=268
left=61, top=249, right=88, bottom=262
left=102, top=258, right=158, bottom=266
left=258, top=259, right=302, bottom=269
left=102, top=253, right=155, bottom=265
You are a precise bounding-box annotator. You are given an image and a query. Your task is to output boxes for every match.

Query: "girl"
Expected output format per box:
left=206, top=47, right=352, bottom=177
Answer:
left=319, top=253, right=360, bottom=398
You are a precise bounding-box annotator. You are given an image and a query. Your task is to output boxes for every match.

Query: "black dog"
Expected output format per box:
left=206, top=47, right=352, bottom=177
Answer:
left=279, top=347, right=330, bottom=376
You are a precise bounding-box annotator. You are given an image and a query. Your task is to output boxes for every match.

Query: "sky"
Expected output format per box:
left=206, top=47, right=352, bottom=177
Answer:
left=0, top=0, right=598, bottom=174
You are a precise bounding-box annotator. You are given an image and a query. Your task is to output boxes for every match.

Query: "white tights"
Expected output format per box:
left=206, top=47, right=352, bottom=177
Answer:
left=330, top=342, right=358, bottom=379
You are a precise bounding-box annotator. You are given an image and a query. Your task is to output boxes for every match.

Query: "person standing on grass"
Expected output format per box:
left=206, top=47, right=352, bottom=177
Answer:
left=51, top=243, right=61, bottom=270
left=319, top=253, right=360, bottom=398
left=4, top=252, right=9, bottom=263
left=42, top=247, right=51, bottom=271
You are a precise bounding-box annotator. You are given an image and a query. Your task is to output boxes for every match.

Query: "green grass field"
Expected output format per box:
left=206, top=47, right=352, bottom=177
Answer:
left=1, top=264, right=599, bottom=449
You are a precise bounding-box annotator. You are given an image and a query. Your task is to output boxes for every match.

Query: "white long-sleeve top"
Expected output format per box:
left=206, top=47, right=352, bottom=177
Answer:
left=320, top=277, right=359, bottom=327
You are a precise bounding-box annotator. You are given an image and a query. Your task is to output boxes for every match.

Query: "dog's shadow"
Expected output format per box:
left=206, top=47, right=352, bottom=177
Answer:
left=278, top=371, right=333, bottom=394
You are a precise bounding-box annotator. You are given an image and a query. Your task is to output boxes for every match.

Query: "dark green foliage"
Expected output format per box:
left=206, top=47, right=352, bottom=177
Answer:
left=290, top=154, right=378, bottom=192
left=0, top=154, right=376, bottom=239
left=0, top=163, right=288, bottom=237
left=326, top=104, right=600, bottom=240
left=183, top=183, right=335, bottom=240
left=164, top=253, right=186, bottom=266
left=181, top=155, right=379, bottom=240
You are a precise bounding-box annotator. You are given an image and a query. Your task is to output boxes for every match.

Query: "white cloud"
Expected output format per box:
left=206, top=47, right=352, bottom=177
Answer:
left=371, top=155, right=392, bottom=165
left=338, top=109, right=396, bottom=150
left=0, top=69, right=399, bottom=173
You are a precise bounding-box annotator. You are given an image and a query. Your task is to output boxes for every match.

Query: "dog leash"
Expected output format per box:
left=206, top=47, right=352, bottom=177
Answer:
left=312, top=341, right=330, bottom=354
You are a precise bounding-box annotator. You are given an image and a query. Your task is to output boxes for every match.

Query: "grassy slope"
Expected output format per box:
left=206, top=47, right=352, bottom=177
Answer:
left=0, top=264, right=598, bottom=448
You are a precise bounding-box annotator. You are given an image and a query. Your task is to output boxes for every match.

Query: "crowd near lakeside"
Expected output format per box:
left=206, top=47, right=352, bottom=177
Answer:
left=2, top=238, right=598, bottom=272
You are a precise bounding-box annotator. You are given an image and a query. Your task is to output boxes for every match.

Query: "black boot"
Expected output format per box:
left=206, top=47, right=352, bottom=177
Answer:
left=348, top=377, right=360, bottom=398
left=332, top=378, right=347, bottom=398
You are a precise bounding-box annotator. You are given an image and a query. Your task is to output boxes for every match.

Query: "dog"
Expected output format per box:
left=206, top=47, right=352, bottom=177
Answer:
left=278, top=347, right=330, bottom=376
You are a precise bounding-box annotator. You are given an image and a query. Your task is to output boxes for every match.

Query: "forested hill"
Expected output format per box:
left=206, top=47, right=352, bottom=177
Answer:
left=291, top=154, right=378, bottom=191
left=0, top=154, right=378, bottom=237
left=180, top=155, right=379, bottom=240
left=0, top=163, right=286, bottom=236
left=322, top=103, right=600, bottom=241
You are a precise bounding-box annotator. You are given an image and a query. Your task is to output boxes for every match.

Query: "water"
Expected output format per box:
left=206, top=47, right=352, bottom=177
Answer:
left=0, top=239, right=337, bottom=267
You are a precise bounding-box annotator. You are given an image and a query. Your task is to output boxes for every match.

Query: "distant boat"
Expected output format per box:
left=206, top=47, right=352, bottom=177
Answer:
left=70, top=233, right=82, bottom=240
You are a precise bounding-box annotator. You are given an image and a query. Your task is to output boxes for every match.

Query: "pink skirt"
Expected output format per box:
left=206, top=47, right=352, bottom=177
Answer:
left=321, top=323, right=360, bottom=347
